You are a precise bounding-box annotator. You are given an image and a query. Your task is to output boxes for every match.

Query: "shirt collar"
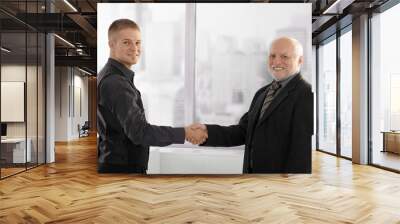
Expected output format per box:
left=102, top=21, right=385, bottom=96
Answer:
left=277, top=72, right=299, bottom=89
left=108, top=58, right=135, bottom=81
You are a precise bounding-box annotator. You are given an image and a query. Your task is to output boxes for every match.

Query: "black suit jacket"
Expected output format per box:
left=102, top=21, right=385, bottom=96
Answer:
left=97, top=58, right=185, bottom=173
left=202, top=74, right=313, bottom=173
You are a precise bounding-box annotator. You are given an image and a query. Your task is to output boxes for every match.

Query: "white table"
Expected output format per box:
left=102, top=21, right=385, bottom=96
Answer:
left=148, top=146, right=244, bottom=174
left=1, top=138, right=31, bottom=163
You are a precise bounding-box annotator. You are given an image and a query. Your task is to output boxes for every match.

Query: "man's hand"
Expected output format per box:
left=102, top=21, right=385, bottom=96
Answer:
left=185, top=123, right=208, bottom=145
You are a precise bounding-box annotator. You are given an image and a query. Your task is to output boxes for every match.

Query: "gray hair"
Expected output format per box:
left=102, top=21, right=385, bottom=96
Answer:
left=270, top=37, right=303, bottom=57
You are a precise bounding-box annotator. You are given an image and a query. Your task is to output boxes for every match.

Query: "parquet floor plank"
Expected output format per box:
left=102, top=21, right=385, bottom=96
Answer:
left=0, top=135, right=399, bottom=223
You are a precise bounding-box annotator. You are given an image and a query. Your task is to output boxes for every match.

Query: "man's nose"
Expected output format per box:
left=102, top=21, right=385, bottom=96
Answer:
left=128, top=43, right=137, bottom=50
left=273, top=57, right=283, bottom=65
left=270, top=58, right=278, bottom=65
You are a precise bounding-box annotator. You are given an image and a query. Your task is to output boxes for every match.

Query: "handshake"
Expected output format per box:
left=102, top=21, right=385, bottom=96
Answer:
left=184, top=123, right=208, bottom=145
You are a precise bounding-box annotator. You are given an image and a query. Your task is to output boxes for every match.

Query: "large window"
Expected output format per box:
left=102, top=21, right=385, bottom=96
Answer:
left=195, top=4, right=311, bottom=125
left=316, top=28, right=353, bottom=159
left=339, top=29, right=352, bottom=158
left=318, top=37, right=337, bottom=154
left=371, top=3, right=400, bottom=171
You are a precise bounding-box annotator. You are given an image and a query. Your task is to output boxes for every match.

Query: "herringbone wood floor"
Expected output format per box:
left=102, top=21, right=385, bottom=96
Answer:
left=1, top=135, right=400, bottom=224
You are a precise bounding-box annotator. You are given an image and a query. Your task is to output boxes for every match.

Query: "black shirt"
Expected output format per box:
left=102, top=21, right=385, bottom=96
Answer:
left=97, top=58, right=185, bottom=173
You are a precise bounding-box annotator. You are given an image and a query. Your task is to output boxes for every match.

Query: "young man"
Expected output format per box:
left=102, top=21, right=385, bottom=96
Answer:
left=97, top=19, right=206, bottom=174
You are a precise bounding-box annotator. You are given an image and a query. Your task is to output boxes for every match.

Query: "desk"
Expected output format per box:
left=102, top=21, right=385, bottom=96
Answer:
left=148, top=146, right=244, bottom=174
left=1, top=138, right=31, bottom=163
left=382, top=131, right=400, bottom=154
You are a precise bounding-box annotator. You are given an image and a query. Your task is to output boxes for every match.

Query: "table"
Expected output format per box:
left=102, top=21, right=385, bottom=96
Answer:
left=148, top=146, right=244, bottom=174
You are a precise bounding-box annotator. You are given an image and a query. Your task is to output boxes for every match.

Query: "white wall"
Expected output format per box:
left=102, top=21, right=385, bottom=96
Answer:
left=55, top=66, right=69, bottom=141
left=54, top=67, right=89, bottom=141
left=72, top=74, right=89, bottom=137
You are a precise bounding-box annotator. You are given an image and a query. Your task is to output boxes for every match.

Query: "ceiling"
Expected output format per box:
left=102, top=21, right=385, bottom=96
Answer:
left=0, top=0, right=392, bottom=75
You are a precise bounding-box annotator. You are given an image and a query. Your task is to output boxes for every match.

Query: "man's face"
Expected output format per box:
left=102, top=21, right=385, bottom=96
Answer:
left=109, top=28, right=141, bottom=68
left=268, top=39, right=303, bottom=81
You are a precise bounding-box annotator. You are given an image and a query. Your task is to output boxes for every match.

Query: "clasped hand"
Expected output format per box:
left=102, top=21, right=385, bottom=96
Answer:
left=184, top=123, right=208, bottom=145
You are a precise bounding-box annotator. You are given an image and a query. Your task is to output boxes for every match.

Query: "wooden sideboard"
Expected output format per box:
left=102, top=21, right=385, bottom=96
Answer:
left=382, top=131, right=400, bottom=154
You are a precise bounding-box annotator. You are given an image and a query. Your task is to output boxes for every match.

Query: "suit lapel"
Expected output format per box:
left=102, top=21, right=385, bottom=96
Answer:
left=256, top=89, right=288, bottom=127
left=247, top=87, right=268, bottom=133
left=256, top=74, right=302, bottom=127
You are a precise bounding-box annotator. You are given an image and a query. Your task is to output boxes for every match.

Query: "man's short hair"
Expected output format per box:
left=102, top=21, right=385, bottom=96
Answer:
left=270, top=36, right=304, bottom=58
left=108, top=19, right=140, bottom=40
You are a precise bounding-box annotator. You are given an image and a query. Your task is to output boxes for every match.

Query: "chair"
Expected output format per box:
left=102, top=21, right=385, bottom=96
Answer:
left=79, top=121, right=90, bottom=138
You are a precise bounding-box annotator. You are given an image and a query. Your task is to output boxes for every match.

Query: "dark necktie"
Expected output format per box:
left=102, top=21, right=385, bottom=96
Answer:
left=258, top=81, right=281, bottom=120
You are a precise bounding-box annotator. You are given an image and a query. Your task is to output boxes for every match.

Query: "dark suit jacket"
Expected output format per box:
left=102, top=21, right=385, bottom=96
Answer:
left=97, top=58, right=185, bottom=173
left=202, top=74, right=313, bottom=173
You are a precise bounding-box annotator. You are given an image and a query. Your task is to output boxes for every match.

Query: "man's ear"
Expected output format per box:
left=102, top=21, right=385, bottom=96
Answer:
left=108, top=40, right=114, bottom=49
left=298, top=56, right=304, bottom=65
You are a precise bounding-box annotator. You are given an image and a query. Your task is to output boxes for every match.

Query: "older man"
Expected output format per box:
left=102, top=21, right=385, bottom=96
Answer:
left=191, top=37, right=313, bottom=173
